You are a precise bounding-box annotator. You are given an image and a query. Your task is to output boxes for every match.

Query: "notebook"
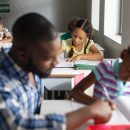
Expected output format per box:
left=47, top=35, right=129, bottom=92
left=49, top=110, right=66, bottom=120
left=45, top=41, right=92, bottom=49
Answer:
left=55, top=59, right=74, bottom=68
left=55, top=59, right=100, bottom=68
left=107, top=96, right=130, bottom=124
left=74, top=60, right=100, bottom=70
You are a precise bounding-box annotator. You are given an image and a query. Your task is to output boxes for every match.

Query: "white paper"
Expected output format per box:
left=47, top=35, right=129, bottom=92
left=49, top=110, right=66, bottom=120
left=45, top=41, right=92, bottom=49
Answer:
left=55, top=58, right=74, bottom=68
left=115, top=96, right=130, bottom=121
left=107, top=96, right=130, bottom=124
left=74, top=60, right=100, bottom=66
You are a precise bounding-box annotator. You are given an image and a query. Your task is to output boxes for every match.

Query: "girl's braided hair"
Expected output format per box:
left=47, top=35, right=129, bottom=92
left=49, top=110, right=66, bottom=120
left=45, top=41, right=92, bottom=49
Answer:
left=68, top=18, right=93, bottom=57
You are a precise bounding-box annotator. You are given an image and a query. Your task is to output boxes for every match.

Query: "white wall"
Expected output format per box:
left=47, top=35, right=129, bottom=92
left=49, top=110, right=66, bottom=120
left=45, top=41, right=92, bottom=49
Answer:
left=0, top=0, right=86, bottom=32
left=86, top=0, right=130, bottom=58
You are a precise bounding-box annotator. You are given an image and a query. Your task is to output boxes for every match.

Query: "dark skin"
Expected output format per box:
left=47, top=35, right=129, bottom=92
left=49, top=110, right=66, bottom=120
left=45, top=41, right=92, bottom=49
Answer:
left=8, top=39, right=60, bottom=87
left=8, top=38, right=116, bottom=130
left=69, top=49, right=130, bottom=106
left=69, top=71, right=97, bottom=105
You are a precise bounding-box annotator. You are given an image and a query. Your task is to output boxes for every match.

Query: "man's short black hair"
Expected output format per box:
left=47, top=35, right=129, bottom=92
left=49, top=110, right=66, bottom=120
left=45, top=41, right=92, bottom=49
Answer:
left=12, top=13, right=57, bottom=48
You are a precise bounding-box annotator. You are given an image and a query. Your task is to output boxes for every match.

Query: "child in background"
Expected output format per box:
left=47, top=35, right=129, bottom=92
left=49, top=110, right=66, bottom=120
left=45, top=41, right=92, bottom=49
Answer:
left=60, top=17, right=80, bottom=40
left=69, top=46, right=130, bottom=105
left=0, top=16, right=12, bottom=45
left=58, top=18, right=103, bottom=62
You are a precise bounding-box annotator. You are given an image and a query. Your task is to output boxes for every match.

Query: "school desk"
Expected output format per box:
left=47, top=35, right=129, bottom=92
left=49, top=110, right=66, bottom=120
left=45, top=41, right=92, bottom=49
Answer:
left=40, top=97, right=130, bottom=130
left=40, top=100, right=93, bottom=130
left=43, top=59, right=114, bottom=99
left=43, top=68, right=94, bottom=99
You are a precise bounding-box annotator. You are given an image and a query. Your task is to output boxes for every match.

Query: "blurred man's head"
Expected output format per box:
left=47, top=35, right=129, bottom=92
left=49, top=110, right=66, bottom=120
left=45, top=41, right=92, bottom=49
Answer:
left=9, top=13, right=60, bottom=78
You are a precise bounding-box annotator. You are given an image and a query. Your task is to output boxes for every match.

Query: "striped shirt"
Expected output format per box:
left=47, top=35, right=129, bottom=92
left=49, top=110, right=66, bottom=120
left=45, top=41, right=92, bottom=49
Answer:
left=93, top=58, right=130, bottom=99
left=0, top=49, right=66, bottom=130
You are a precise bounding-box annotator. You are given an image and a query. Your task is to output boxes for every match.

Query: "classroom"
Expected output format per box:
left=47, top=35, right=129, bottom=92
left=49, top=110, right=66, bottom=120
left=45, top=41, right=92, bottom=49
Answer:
left=0, top=0, right=130, bottom=130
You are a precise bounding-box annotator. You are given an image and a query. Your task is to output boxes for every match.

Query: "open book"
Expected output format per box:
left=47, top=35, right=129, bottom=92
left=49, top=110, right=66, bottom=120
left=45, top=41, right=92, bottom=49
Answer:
left=55, top=59, right=100, bottom=69
left=55, top=59, right=74, bottom=68
left=74, top=60, right=100, bottom=70
left=107, top=96, right=130, bottom=124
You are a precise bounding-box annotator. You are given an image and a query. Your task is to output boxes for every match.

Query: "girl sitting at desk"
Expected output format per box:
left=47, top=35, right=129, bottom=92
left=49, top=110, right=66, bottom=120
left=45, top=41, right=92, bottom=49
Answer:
left=69, top=46, right=130, bottom=105
left=58, top=18, right=103, bottom=62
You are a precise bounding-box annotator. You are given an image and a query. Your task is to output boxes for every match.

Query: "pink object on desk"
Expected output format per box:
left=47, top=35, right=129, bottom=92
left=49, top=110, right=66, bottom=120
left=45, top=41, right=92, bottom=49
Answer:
left=87, top=124, right=130, bottom=130
left=74, top=73, right=84, bottom=86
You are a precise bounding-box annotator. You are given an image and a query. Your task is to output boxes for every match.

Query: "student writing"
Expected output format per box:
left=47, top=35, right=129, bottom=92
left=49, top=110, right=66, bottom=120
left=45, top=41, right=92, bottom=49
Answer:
left=70, top=46, right=130, bottom=105
left=58, top=18, right=103, bottom=62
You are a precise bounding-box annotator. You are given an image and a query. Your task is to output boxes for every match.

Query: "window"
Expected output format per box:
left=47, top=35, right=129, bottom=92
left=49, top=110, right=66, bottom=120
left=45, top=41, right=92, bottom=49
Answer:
left=91, top=0, right=100, bottom=30
left=119, top=0, right=123, bottom=35
left=104, top=0, right=122, bottom=44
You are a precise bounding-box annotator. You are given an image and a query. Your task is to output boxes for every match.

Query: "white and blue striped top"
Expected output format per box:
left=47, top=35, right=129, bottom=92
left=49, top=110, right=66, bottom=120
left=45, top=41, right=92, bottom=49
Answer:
left=93, top=58, right=130, bottom=100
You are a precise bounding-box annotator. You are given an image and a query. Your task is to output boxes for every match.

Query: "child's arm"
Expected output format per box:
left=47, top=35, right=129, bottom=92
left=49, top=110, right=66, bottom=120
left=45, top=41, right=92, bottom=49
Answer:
left=81, top=44, right=103, bottom=60
left=69, top=72, right=97, bottom=105
left=69, top=44, right=103, bottom=62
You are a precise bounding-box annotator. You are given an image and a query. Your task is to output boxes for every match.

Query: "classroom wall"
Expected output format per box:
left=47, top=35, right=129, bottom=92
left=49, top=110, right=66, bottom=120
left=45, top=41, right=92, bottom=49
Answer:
left=86, top=0, right=130, bottom=58
left=1, top=0, right=86, bottom=32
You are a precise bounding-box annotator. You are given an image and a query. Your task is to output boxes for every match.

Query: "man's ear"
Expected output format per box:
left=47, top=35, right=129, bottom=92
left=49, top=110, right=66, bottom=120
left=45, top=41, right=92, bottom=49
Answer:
left=16, top=49, right=29, bottom=64
left=120, top=49, right=127, bottom=60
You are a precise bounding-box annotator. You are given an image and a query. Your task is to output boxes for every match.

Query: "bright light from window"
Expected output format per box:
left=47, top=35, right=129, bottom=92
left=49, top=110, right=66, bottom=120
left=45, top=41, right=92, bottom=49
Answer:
left=91, top=0, right=100, bottom=30
left=104, top=0, right=121, bottom=35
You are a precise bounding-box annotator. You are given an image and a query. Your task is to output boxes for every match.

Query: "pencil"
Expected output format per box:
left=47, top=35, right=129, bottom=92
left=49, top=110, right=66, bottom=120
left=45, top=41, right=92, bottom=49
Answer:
left=103, top=87, right=111, bottom=100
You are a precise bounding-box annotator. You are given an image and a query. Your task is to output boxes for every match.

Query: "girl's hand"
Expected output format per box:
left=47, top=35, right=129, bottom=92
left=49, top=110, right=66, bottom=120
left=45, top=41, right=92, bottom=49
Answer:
left=68, top=55, right=81, bottom=62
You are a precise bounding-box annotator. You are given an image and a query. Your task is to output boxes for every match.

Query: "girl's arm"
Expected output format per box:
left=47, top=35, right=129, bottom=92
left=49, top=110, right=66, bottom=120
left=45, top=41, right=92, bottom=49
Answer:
left=69, top=72, right=97, bottom=105
left=69, top=44, right=103, bottom=62
left=81, top=44, right=103, bottom=60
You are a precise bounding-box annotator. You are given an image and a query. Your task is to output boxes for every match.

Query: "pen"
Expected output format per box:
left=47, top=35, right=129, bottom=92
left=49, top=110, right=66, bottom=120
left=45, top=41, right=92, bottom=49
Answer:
left=103, top=87, right=111, bottom=100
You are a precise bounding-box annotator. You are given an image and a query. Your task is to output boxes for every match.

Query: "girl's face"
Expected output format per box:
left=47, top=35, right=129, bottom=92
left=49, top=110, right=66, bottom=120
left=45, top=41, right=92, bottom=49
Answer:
left=72, top=28, right=88, bottom=46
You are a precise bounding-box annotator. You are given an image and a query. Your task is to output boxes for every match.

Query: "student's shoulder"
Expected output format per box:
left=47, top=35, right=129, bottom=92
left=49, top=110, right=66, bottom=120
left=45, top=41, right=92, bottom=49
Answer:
left=86, top=39, right=94, bottom=46
left=96, top=59, right=120, bottom=71
left=97, top=59, right=113, bottom=68
left=90, top=39, right=94, bottom=43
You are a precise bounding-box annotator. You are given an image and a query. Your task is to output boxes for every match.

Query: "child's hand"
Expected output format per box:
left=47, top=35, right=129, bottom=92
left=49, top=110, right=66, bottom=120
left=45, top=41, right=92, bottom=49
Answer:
left=66, top=58, right=74, bottom=63
left=68, top=55, right=81, bottom=62
left=90, top=100, right=116, bottom=124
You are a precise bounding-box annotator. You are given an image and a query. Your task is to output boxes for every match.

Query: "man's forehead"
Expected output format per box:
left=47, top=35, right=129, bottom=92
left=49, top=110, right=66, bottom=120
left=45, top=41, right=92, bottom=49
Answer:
left=40, top=37, right=60, bottom=49
left=35, top=41, right=56, bottom=55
